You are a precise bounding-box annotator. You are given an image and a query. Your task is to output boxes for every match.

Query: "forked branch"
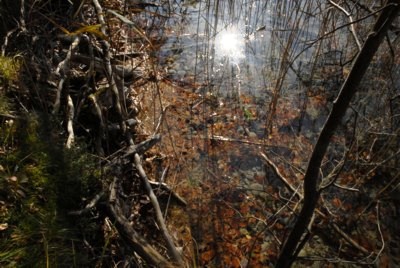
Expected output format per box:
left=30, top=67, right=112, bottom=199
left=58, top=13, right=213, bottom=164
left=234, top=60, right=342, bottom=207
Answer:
left=275, top=2, right=400, bottom=267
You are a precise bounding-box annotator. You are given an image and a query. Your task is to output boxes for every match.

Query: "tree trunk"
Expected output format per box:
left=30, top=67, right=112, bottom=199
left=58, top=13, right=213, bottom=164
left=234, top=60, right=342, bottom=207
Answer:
left=275, top=1, right=400, bottom=267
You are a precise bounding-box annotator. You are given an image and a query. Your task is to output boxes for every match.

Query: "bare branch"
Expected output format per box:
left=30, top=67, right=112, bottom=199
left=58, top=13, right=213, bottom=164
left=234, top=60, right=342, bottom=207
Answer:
left=108, top=202, right=176, bottom=267
left=65, top=95, right=75, bottom=149
left=122, top=134, right=161, bottom=158
left=92, top=0, right=127, bottom=134
left=328, top=0, right=362, bottom=51
left=53, top=36, right=80, bottom=114
left=276, top=2, right=400, bottom=266
left=371, top=202, right=385, bottom=264
left=260, top=152, right=300, bottom=196
left=68, top=192, right=105, bottom=216
left=134, top=153, right=184, bottom=265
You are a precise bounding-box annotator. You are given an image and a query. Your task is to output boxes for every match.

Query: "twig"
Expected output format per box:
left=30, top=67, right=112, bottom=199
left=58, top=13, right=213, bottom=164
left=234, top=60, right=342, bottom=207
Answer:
left=109, top=177, right=117, bottom=204
left=108, top=201, right=175, bottom=267
left=260, top=152, right=300, bottom=195
left=332, top=183, right=359, bottom=192
left=88, top=93, right=105, bottom=156
left=1, top=28, right=18, bottom=56
left=206, top=135, right=266, bottom=146
left=53, top=36, right=80, bottom=114
left=153, top=106, right=169, bottom=136
left=122, top=134, right=161, bottom=158
left=148, top=180, right=187, bottom=207
left=68, top=191, right=105, bottom=216
left=134, top=153, right=184, bottom=265
left=92, top=0, right=127, bottom=134
left=160, top=166, right=168, bottom=183
left=65, top=95, right=75, bottom=148
left=371, top=202, right=385, bottom=264
left=0, top=113, right=20, bottom=119
left=331, top=223, right=370, bottom=255
left=328, top=0, right=362, bottom=51
left=260, top=152, right=371, bottom=256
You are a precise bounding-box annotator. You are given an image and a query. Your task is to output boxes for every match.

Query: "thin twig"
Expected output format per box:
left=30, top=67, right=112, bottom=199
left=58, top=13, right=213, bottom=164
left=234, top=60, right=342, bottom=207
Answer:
left=134, top=153, right=184, bottom=265
left=260, top=152, right=300, bottom=195
left=259, top=152, right=371, bottom=256
left=108, top=201, right=175, bottom=267
left=206, top=135, right=266, bottom=146
left=65, top=95, right=75, bottom=148
left=92, top=0, right=127, bottom=134
left=53, top=36, right=80, bottom=114
left=68, top=191, right=105, bottom=216
left=88, top=93, right=105, bottom=155
left=372, top=202, right=385, bottom=263
left=153, top=106, right=169, bottom=136
left=328, top=0, right=362, bottom=51
left=331, top=223, right=370, bottom=255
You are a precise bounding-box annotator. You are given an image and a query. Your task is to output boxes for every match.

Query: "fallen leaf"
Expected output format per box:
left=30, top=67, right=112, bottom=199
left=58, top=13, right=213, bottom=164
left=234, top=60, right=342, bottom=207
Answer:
left=201, top=250, right=215, bottom=263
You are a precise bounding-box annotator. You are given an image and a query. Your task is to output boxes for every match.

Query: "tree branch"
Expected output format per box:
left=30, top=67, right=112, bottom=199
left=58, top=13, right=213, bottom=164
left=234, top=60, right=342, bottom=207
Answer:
left=276, top=2, right=400, bottom=266
left=134, top=153, right=184, bottom=265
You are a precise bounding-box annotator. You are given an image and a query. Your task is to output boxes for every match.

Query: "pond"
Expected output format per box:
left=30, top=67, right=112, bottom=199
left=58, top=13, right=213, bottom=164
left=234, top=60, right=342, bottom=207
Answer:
left=150, top=0, right=332, bottom=179
left=137, top=0, right=346, bottom=266
left=159, top=0, right=321, bottom=97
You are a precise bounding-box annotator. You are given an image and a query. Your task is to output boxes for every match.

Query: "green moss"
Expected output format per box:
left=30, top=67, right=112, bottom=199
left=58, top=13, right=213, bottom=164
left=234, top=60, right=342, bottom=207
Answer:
left=0, top=114, right=103, bottom=267
left=0, top=56, right=21, bottom=83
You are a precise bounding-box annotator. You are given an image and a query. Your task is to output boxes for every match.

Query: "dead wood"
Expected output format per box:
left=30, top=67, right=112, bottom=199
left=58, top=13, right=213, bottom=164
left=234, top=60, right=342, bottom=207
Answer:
left=134, top=153, right=184, bottom=265
left=70, top=53, right=145, bottom=81
left=108, top=201, right=176, bottom=267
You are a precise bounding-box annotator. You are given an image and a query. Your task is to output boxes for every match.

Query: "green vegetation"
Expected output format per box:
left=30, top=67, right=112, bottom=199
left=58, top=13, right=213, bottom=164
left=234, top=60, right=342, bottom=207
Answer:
left=0, top=56, right=21, bottom=114
left=0, top=56, right=21, bottom=83
left=0, top=111, right=103, bottom=267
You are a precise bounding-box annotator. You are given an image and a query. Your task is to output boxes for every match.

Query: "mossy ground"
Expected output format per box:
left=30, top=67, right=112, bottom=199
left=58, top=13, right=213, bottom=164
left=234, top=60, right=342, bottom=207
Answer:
left=0, top=105, right=104, bottom=266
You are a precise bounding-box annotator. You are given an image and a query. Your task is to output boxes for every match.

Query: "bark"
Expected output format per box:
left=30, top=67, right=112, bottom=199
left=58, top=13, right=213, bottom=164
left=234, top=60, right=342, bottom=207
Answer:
left=275, top=2, right=400, bottom=267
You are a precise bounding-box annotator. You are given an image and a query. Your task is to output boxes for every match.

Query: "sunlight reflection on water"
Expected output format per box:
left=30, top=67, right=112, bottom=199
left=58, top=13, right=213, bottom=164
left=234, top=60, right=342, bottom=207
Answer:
left=160, top=0, right=319, bottom=98
left=215, top=27, right=245, bottom=63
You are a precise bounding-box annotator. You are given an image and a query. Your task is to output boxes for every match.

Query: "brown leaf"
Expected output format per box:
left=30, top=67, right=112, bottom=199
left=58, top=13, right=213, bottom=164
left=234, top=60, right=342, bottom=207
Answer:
left=201, top=250, right=215, bottom=263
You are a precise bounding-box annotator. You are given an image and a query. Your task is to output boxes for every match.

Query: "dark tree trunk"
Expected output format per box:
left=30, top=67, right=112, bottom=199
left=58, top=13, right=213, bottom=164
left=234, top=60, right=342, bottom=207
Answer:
left=275, top=1, right=400, bottom=267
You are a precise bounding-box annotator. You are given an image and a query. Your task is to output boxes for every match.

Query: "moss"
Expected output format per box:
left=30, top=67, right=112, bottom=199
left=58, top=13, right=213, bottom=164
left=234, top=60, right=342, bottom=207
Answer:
left=0, top=56, right=21, bottom=84
left=0, top=113, right=103, bottom=267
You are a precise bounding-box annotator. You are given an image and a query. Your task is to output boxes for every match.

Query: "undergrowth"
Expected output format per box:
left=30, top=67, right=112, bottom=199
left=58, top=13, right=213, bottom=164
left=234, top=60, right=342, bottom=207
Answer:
left=0, top=106, right=104, bottom=267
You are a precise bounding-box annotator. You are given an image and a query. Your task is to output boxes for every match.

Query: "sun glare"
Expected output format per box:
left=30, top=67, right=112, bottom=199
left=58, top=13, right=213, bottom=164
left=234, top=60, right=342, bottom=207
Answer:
left=215, top=28, right=245, bottom=62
